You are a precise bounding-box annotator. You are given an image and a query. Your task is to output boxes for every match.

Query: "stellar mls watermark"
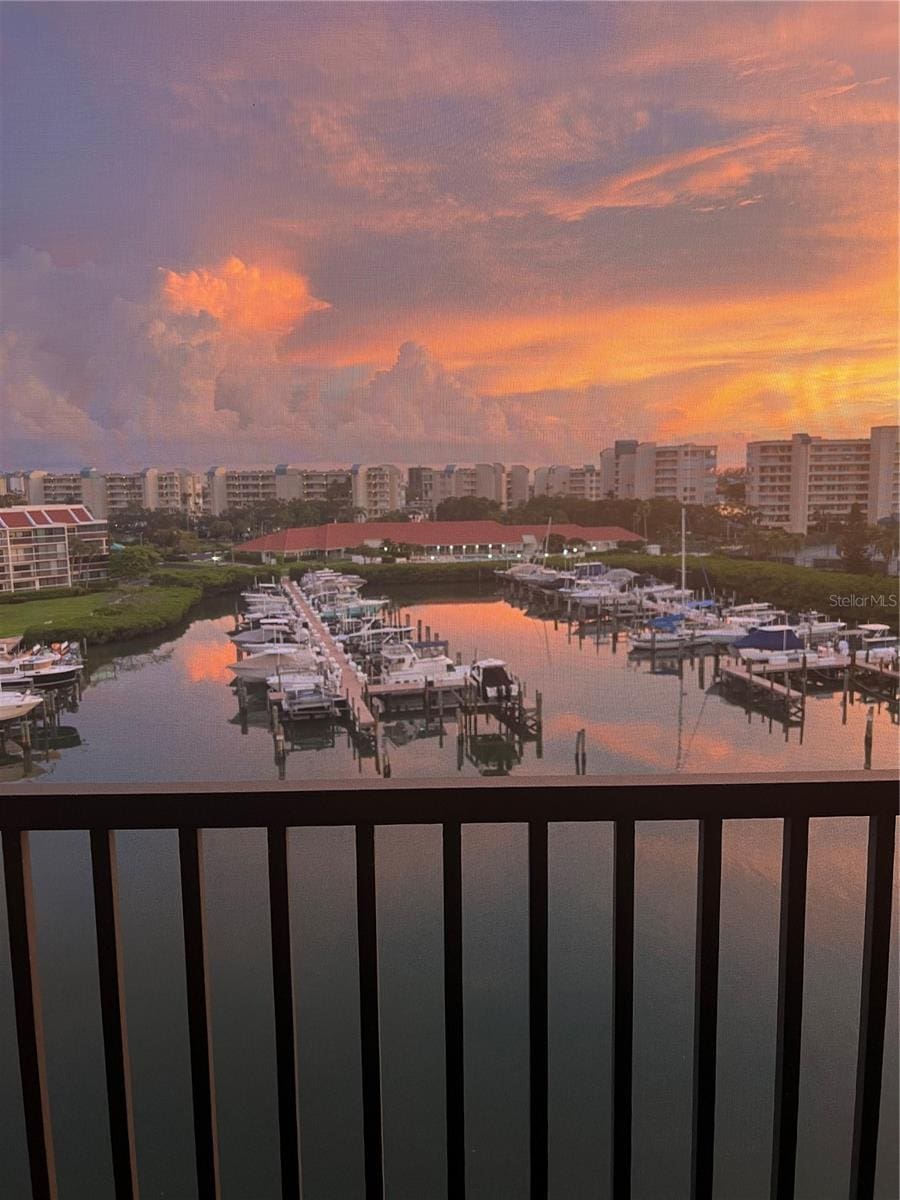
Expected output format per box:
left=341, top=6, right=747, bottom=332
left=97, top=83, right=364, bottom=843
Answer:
left=829, top=593, right=898, bottom=608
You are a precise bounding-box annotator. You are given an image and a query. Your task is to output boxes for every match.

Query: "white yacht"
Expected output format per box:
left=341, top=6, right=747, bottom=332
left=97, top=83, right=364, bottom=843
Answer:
left=378, top=643, right=471, bottom=688
left=229, top=647, right=323, bottom=684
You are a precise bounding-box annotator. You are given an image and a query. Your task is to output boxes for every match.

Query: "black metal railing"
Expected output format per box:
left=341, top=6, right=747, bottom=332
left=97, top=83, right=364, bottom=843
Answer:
left=1, top=772, right=897, bottom=1200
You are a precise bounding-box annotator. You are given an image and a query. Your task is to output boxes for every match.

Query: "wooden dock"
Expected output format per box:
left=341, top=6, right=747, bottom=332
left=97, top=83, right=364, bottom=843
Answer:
left=282, top=581, right=376, bottom=732
left=717, top=662, right=806, bottom=721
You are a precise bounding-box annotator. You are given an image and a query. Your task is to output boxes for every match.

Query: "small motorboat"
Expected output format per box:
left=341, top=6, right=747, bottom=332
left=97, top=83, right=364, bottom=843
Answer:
left=0, top=688, right=44, bottom=723
left=470, top=659, right=521, bottom=701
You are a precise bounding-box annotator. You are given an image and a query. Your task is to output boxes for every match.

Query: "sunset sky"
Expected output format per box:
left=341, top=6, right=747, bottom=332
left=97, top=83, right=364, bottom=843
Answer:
left=2, top=2, right=897, bottom=468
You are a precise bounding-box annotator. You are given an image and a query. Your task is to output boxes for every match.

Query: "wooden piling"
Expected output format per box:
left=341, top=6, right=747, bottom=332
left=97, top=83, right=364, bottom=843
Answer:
left=864, top=706, right=874, bottom=769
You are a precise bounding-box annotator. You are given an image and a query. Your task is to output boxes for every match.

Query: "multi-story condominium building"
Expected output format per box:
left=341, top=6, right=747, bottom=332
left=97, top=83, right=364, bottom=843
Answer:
left=634, top=443, right=717, bottom=505
left=598, top=441, right=717, bottom=504
left=598, top=441, right=639, bottom=499
left=274, top=466, right=351, bottom=505
left=505, top=465, right=530, bottom=509
left=0, top=505, right=109, bottom=593
left=142, top=468, right=206, bottom=515
left=207, top=467, right=278, bottom=516
left=27, top=468, right=106, bottom=512
left=405, top=463, right=507, bottom=512
left=747, top=426, right=900, bottom=532
left=868, top=425, right=900, bottom=525
left=350, top=464, right=404, bottom=518
left=103, top=472, right=145, bottom=514
left=533, top=464, right=603, bottom=501
left=26, top=467, right=206, bottom=518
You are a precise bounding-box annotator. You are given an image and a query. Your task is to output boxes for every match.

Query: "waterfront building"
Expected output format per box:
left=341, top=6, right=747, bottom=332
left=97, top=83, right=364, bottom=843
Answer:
left=599, top=440, right=639, bottom=499
left=406, top=463, right=508, bottom=513
left=746, top=426, right=899, bottom=532
left=634, top=443, right=718, bottom=505
left=533, top=464, right=603, bottom=501
left=26, top=468, right=108, bottom=514
left=238, top=519, right=643, bottom=562
left=207, top=466, right=278, bottom=516
left=350, top=464, right=404, bottom=518
left=597, top=441, right=717, bottom=504
left=0, top=504, right=109, bottom=592
left=274, top=465, right=351, bottom=505
left=141, top=468, right=207, bottom=515
left=505, top=464, right=530, bottom=509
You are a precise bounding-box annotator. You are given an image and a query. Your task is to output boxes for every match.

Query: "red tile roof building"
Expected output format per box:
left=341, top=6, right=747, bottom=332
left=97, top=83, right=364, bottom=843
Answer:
left=238, top=520, right=643, bottom=561
left=0, top=506, right=109, bottom=592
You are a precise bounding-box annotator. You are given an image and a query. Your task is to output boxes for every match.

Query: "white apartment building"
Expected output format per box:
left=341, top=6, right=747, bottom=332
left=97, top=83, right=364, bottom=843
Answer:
left=143, top=469, right=206, bottom=515
left=598, top=441, right=639, bottom=499
left=533, top=464, right=603, bottom=501
left=274, top=466, right=351, bottom=505
left=405, top=463, right=507, bottom=512
left=207, top=467, right=278, bottom=516
left=0, top=505, right=109, bottom=592
left=747, top=426, right=900, bottom=533
left=350, top=464, right=404, bottom=518
left=26, top=467, right=206, bottom=517
left=27, top=468, right=110, bottom=517
left=597, top=441, right=717, bottom=504
left=506, top=465, right=530, bottom=509
left=634, top=443, right=717, bottom=505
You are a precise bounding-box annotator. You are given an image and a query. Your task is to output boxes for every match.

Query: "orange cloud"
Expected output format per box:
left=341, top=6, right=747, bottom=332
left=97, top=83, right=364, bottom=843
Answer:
left=545, top=132, right=808, bottom=220
left=161, top=256, right=328, bottom=332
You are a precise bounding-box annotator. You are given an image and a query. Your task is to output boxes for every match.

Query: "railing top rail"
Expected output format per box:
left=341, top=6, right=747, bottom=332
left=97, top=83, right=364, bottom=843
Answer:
left=0, top=773, right=896, bottom=830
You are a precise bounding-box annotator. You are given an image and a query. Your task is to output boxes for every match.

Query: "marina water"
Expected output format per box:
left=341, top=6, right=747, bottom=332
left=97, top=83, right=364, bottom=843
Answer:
left=1, top=590, right=897, bottom=1197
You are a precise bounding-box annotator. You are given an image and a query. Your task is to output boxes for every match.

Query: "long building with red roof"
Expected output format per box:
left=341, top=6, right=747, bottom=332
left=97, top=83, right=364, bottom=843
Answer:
left=238, top=520, right=642, bottom=561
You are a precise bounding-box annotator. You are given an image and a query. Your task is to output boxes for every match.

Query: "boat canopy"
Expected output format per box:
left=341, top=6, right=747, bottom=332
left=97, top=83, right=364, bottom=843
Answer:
left=734, top=626, right=804, bottom=651
left=650, top=614, right=684, bottom=630
left=685, top=599, right=716, bottom=609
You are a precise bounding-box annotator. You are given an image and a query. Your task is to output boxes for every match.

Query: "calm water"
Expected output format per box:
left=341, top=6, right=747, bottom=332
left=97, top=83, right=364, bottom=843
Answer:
left=1, top=592, right=898, bottom=1198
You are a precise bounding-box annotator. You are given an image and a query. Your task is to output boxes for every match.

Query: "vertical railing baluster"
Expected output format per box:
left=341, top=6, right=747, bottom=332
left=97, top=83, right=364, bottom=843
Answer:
left=178, top=828, right=220, bottom=1200
left=849, top=811, right=896, bottom=1200
left=355, top=824, right=384, bottom=1198
left=2, top=829, right=58, bottom=1200
left=770, top=816, right=809, bottom=1200
left=529, top=821, right=549, bottom=1198
left=691, top=818, right=723, bottom=1200
left=90, top=829, right=139, bottom=1199
left=612, top=819, right=635, bottom=1200
left=267, top=825, right=302, bottom=1198
left=442, top=822, right=465, bottom=1197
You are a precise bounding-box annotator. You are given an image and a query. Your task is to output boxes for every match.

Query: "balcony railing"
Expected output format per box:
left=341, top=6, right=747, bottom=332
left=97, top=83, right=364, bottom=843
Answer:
left=1, top=772, right=897, bottom=1200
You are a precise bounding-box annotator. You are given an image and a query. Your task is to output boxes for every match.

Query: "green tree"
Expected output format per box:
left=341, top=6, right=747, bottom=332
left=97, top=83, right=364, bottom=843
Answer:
left=837, top=503, right=871, bottom=574
left=108, top=544, right=163, bottom=578
left=434, top=495, right=503, bottom=521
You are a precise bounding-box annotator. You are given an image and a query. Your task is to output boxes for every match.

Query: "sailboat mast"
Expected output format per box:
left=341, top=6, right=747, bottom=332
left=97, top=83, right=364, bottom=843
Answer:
left=680, top=506, right=686, bottom=594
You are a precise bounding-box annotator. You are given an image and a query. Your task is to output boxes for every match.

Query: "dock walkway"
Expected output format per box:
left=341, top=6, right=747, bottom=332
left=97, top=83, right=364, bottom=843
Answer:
left=282, top=580, right=376, bottom=732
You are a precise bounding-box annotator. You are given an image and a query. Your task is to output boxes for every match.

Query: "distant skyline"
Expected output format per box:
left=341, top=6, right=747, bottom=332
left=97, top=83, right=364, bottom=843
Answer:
left=2, top=3, right=897, bottom=469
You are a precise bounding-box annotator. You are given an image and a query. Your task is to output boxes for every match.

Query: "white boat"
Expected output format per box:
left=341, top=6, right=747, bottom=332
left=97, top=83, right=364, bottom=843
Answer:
left=470, top=658, right=521, bottom=701
left=229, top=647, right=322, bottom=683
left=858, top=623, right=898, bottom=649
left=0, top=643, right=84, bottom=687
left=733, top=625, right=807, bottom=664
left=267, top=669, right=340, bottom=719
left=0, top=688, right=44, bottom=722
left=378, top=643, right=471, bottom=688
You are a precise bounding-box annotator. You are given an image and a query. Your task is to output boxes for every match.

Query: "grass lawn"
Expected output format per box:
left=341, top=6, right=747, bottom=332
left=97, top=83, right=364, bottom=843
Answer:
left=0, top=585, right=203, bottom=643
left=0, top=593, right=112, bottom=638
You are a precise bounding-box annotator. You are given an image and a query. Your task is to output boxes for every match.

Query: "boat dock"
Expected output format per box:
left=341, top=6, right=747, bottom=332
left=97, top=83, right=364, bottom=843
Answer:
left=716, top=662, right=807, bottom=722
left=282, top=580, right=376, bottom=732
